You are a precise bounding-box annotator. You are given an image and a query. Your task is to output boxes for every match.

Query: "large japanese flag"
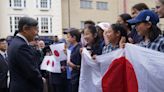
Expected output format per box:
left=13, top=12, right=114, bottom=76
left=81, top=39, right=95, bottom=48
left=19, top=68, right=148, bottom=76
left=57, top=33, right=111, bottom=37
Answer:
left=50, top=43, right=67, bottom=62
left=40, top=55, right=61, bottom=73
left=79, top=43, right=164, bottom=92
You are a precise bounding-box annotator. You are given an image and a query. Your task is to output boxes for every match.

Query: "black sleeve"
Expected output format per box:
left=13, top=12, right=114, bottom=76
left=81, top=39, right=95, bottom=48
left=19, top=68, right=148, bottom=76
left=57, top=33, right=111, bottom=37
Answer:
left=16, top=45, right=43, bottom=88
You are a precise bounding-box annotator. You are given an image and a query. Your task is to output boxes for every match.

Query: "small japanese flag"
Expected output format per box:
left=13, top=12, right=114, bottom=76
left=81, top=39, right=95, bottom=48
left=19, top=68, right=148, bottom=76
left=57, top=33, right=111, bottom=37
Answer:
left=50, top=43, right=67, bottom=62
left=40, top=55, right=61, bottom=73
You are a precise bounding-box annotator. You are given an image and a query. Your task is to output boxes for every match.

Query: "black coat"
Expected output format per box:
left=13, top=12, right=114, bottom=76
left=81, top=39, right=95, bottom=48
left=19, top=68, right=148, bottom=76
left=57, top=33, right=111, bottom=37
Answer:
left=50, top=60, right=67, bottom=85
left=7, top=36, right=43, bottom=92
left=0, top=54, right=8, bottom=88
left=70, top=44, right=82, bottom=83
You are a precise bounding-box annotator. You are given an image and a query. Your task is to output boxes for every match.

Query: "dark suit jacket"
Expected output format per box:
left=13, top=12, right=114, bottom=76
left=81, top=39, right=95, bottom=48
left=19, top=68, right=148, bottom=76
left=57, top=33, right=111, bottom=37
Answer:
left=0, top=54, right=8, bottom=88
left=7, top=36, right=43, bottom=92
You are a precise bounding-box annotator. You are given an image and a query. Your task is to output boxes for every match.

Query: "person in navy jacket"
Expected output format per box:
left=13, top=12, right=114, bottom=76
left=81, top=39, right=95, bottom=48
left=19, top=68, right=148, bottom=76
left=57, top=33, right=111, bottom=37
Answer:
left=7, top=17, right=43, bottom=92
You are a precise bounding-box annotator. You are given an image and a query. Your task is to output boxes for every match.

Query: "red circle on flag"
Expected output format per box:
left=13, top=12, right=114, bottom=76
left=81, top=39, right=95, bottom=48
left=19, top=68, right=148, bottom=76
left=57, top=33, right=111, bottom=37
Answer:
left=54, top=50, right=60, bottom=57
left=52, top=61, right=55, bottom=67
left=47, top=60, right=50, bottom=65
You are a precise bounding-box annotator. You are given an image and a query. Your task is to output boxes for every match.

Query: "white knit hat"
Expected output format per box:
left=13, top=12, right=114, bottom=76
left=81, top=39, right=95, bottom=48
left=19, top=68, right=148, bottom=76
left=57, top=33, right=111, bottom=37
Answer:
left=96, top=22, right=111, bottom=31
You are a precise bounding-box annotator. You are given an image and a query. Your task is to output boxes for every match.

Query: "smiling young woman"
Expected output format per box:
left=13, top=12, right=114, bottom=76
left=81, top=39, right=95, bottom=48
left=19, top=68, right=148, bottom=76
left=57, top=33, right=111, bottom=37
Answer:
left=128, top=10, right=164, bottom=52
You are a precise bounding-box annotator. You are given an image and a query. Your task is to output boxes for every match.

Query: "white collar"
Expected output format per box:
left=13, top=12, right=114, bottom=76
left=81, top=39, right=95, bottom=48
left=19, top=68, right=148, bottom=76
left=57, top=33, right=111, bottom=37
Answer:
left=0, top=50, right=7, bottom=58
left=17, top=33, right=29, bottom=45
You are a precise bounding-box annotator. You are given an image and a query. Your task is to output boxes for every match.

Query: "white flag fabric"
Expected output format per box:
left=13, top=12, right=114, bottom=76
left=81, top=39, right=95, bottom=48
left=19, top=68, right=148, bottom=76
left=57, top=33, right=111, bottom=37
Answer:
left=50, top=43, right=67, bottom=62
left=40, top=56, right=61, bottom=73
left=79, top=43, right=164, bottom=92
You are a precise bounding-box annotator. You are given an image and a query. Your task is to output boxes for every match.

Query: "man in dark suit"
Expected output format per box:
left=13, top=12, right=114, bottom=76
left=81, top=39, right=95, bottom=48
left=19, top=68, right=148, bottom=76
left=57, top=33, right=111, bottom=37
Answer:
left=7, top=17, right=43, bottom=92
left=0, top=38, right=9, bottom=92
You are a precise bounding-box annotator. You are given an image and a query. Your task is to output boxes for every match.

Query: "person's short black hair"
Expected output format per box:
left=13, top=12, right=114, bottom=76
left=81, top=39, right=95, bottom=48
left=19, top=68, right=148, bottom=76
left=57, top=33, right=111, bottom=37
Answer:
left=18, top=17, right=38, bottom=32
left=119, top=13, right=132, bottom=30
left=111, top=23, right=127, bottom=37
left=0, top=38, right=6, bottom=42
left=68, top=28, right=81, bottom=42
left=84, top=20, right=95, bottom=25
left=132, top=3, right=149, bottom=11
left=119, top=13, right=132, bottom=22
left=42, top=46, right=51, bottom=56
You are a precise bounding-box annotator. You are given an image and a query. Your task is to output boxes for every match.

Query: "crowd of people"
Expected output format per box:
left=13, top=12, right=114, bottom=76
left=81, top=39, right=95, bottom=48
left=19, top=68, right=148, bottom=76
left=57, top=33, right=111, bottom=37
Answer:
left=0, top=0, right=164, bottom=92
